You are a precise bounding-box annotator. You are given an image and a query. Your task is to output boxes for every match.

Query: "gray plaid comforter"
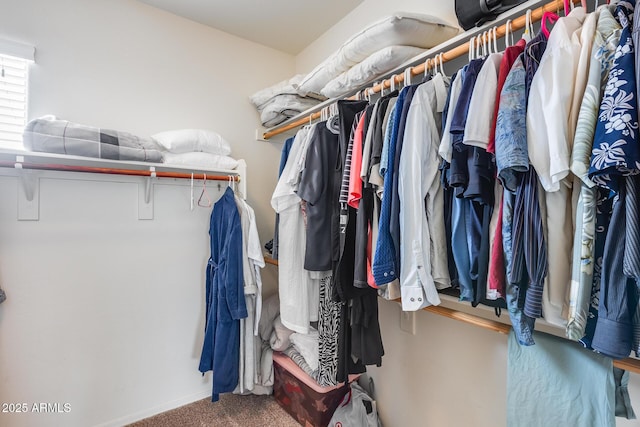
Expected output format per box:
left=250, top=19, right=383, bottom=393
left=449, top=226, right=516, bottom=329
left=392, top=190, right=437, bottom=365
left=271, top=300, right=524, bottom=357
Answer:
left=23, top=117, right=164, bottom=163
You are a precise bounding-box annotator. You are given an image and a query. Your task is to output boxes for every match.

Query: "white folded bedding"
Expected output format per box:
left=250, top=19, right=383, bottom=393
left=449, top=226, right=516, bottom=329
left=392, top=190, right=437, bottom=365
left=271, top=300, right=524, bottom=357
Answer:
left=297, top=12, right=459, bottom=97
left=162, top=152, right=238, bottom=170
left=259, top=94, right=321, bottom=127
left=320, top=45, right=425, bottom=98
left=250, top=75, right=325, bottom=110
left=289, top=328, right=319, bottom=372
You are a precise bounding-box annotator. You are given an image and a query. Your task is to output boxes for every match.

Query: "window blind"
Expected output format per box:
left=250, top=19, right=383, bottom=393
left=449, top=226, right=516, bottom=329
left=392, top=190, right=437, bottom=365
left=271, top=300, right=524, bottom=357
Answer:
left=0, top=54, right=29, bottom=149
left=0, top=39, right=34, bottom=150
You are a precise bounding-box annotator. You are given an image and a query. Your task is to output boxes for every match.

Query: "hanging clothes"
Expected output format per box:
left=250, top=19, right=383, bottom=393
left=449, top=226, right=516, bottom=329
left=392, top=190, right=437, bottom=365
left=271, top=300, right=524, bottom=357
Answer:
left=399, top=73, right=451, bottom=311
left=271, top=126, right=319, bottom=334
left=567, top=4, right=621, bottom=342
left=526, top=7, right=587, bottom=327
left=590, top=2, right=640, bottom=359
left=199, top=186, right=246, bottom=402
left=234, top=196, right=265, bottom=395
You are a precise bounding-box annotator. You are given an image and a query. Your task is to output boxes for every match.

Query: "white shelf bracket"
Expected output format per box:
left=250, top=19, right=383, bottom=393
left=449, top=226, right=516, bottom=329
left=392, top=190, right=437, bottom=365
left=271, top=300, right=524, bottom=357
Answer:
left=255, top=128, right=268, bottom=142
left=15, top=157, right=40, bottom=221
left=138, top=167, right=155, bottom=220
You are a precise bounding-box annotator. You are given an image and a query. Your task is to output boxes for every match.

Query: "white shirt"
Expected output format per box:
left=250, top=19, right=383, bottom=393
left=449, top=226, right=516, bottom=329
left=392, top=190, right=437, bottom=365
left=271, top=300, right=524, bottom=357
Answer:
left=399, top=73, right=450, bottom=311
left=236, top=196, right=265, bottom=333
left=234, top=197, right=265, bottom=394
left=527, top=7, right=587, bottom=192
left=527, top=7, right=587, bottom=327
left=464, top=52, right=503, bottom=149
left=271, top=127, right=317, bottom=333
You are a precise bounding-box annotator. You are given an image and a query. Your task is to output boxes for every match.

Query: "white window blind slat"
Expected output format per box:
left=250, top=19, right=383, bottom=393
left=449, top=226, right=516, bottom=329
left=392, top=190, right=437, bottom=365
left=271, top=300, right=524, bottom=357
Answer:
left=0, top=53, right=29, bottom=149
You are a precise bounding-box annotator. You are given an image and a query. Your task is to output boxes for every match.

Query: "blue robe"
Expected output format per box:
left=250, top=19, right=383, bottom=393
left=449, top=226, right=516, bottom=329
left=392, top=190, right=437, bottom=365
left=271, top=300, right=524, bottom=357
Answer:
left=198, top=187, right=246, bottom=401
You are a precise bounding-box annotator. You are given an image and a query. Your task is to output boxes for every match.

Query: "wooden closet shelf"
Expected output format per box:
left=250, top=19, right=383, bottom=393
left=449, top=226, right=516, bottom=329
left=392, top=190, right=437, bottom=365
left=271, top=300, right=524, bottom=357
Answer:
left=389, top=299, right=640, bottom=375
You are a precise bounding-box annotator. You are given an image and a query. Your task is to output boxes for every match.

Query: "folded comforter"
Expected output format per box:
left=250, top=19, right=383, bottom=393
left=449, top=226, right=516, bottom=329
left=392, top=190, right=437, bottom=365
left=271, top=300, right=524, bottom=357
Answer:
left=320, top=45, right=425, bottom=98
left=23, top=117, right=164, bottom=163
left=260, top=94, right=321, bottom=127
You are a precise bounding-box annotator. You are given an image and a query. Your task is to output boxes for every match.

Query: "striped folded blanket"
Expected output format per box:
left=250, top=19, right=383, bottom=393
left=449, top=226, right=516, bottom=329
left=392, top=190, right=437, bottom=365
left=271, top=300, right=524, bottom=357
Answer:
left=23, top=117, right=164, bottom=163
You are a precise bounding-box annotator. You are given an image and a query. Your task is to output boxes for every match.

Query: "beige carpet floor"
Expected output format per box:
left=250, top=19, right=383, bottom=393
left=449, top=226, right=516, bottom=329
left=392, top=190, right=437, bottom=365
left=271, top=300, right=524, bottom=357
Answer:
left=128, top=394, right=300, bottom=427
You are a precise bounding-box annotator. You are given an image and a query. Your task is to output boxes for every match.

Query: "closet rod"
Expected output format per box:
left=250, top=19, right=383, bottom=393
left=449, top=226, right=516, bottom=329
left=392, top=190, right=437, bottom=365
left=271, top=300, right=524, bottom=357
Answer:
left=262, top=0, right=570, bottom=140
left=264, top=256, right=279, bottom=266
left=0, top=161, right=240, bottom=181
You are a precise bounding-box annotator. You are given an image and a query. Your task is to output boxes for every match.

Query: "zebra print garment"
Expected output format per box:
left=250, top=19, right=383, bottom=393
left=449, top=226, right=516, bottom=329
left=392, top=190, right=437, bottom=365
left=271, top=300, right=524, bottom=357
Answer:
left=315, top=273, right=341, bottom=387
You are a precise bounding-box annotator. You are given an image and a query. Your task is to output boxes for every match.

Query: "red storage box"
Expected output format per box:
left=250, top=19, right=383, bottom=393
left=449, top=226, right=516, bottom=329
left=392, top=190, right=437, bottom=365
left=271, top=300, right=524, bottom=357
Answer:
left=272, top=351, right=357, bottom=427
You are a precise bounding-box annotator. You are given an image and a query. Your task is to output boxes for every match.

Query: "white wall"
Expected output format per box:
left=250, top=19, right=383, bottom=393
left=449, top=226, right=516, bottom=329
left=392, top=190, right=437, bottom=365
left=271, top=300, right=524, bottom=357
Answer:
left=0, top=0, right=291, bottom=426
left=293, top=1, right=640, bottom=426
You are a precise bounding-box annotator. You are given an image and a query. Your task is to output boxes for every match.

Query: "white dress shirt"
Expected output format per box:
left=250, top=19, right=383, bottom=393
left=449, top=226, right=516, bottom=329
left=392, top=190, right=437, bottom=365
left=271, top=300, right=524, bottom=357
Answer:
left=527, top=7, right=587, bottom=192
left=399, top=73, right=450, bottom=311
left=527, top=7, right=587, bottom=327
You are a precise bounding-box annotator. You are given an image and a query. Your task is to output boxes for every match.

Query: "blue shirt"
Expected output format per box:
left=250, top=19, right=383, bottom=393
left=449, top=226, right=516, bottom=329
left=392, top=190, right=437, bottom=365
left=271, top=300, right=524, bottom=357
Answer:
left=373, top=86, right=411, bottom=285
left=590, top=5, right=640, bottom=195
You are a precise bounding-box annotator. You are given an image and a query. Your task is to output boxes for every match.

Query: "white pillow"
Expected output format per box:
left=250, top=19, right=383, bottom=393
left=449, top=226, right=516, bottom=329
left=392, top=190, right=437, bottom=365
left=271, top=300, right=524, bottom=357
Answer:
left=163, top=152, right=238, bottom=170
left=297, top=12, right=459, bottom=97
left=320, top=46, right=425, bottom=98
left=151, top=129, right=231, bottom=155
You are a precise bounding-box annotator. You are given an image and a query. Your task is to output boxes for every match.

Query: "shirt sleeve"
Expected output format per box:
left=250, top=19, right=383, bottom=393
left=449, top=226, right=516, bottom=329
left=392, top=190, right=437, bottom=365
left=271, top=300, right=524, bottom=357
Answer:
left=225, top=212, right=248, bottom=320
left=297, top=126, right=324, bottom=205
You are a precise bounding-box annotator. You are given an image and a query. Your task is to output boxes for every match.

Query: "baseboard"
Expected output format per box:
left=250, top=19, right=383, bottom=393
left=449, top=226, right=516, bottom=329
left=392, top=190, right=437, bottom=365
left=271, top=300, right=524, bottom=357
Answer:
left=94, top=389, right=211, bottom=427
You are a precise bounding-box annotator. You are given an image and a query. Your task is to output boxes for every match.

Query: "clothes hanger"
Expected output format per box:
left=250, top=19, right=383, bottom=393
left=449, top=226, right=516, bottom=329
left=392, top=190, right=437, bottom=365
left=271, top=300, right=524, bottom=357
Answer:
left=476, top=34, right=482, bottom=59
left=404, top=67, right=412, bottom=86
left=523, top=10, right=533, bottom=41
left=390, top=74, right=397, bottom=93
left=469, top=36, right=475, bottom=61
left=437, top=53, right=445, bottom=75
left=505, top=20, right=513, bottom=48
left=228, top=174, right=235, bottom=193
left=492, top=27, right=499, bottom=53
left=423, top=57, right=431, bottom=79
left=541, top=11, right=559, bottom=37
left=483, top=31, right=489, bottom=56
left=198, top=173, right=212, bottom=208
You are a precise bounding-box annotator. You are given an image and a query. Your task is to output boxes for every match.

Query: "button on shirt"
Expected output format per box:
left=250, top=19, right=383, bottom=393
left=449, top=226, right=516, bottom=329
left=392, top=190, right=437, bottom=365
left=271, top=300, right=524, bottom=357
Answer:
left=399, top=73, right=451, bottom=311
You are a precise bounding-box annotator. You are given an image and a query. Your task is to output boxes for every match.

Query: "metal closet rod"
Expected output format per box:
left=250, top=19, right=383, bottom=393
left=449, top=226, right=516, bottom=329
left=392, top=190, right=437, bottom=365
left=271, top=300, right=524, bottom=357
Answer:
left=262, top=0, right=572, bottom=140
left=0, top=161, right=240, bottom=181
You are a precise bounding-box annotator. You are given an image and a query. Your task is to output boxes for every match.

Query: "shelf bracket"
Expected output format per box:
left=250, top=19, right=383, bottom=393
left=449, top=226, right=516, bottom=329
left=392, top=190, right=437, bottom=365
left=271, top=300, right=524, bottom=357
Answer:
left=15, top=156, right=40, bottom=221
left=138, top=167, right=155, bottom=220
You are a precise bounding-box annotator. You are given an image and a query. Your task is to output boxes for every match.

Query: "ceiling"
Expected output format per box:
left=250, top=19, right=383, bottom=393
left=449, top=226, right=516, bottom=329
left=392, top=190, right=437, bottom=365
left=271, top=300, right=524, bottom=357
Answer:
left=138, top=0, right=364, bottom=55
